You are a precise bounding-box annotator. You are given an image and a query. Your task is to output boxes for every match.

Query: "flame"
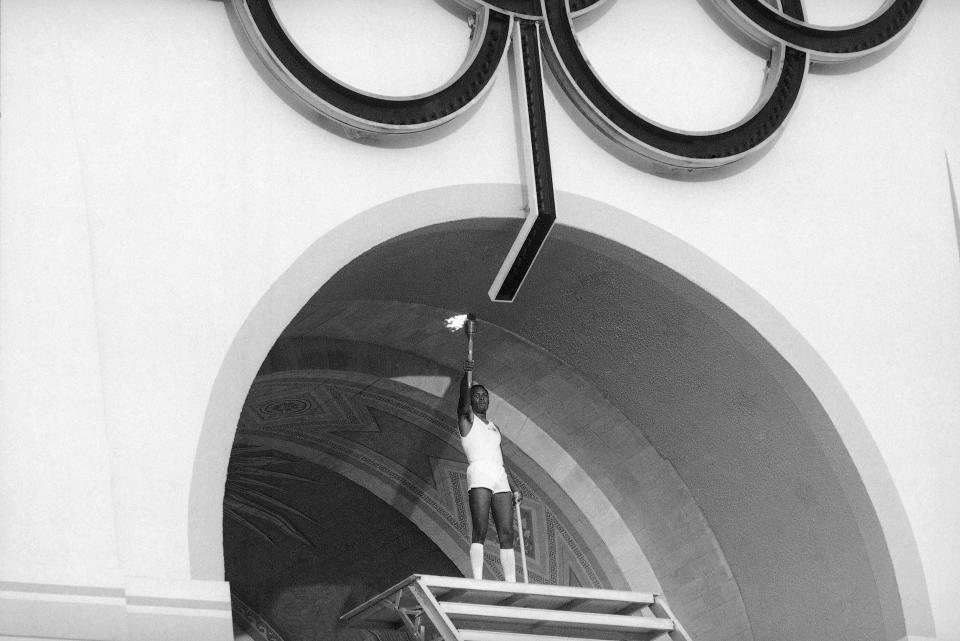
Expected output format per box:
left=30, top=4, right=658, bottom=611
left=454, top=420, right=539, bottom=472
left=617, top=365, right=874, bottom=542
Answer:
left=445, top=314, right=468, bottom=332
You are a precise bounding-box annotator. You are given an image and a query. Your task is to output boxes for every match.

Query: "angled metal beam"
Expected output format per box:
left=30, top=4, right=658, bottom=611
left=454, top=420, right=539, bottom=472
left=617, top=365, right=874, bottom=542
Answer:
left=489, top=20, right=556, bottom=303
left=946, top=152, right=960, bottom=266
left=649, top=594, right=694, bottom=641
left=408, top=577, right=463, bottom=641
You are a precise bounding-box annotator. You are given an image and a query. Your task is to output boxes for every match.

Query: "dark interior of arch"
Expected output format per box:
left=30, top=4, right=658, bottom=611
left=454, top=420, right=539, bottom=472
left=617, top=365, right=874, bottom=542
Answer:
left=225, top=451, right=461, bottom=641
left=224, top=218, right=900, bottom=641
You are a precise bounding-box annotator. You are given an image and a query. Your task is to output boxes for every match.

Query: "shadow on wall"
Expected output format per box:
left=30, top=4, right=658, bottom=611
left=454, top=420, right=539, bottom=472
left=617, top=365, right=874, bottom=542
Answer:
left=226, top=321, right=470, bottom=640
left=225, top=450, right=460, bottom=641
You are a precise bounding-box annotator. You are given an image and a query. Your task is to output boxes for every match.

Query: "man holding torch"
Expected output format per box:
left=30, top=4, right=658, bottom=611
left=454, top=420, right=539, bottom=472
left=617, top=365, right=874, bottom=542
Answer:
left=449, top=313, right=522, bottom=582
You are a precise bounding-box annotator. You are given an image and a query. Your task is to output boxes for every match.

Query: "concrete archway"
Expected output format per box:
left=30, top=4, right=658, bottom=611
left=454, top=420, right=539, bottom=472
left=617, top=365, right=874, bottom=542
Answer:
left=190, top=183, right=933, bottom=641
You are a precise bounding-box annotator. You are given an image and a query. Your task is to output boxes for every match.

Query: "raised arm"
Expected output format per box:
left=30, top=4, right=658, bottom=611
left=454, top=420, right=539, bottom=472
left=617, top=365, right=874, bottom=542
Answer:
left=457, top=359, right=474, bottom=437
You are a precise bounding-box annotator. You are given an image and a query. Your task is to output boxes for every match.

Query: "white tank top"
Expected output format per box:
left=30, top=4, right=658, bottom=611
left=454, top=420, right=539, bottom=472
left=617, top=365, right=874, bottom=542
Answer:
left=460, top=414, right=504, bottom=467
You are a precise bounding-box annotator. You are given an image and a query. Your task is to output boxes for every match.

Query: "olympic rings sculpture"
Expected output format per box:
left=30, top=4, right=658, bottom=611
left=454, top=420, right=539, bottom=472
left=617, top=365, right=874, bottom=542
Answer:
left=230, top=0, right=924, bottom=171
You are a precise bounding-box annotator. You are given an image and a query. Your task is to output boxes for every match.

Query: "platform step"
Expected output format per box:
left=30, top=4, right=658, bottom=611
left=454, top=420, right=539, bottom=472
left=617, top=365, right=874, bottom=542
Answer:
left=420, top=575, right=655, bottom=615
left=459, top=630, right=671, bottom=641
left=441, top=601, right=673, bottom=635
left=340, top=574, right=690, bottom=641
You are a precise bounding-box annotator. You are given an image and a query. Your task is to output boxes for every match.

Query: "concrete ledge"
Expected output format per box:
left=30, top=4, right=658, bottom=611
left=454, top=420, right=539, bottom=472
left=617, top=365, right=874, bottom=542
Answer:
left=1, top=637, right=92, bottom=641
left=0, top=579, right=126, bottom=640
left=126, top=577, right=232, bottom=641
left=0, top=578, right=232, bottom=641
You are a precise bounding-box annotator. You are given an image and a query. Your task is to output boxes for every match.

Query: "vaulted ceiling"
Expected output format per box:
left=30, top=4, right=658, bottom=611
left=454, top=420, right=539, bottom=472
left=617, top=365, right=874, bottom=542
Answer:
left=226, top=219, right=891, bottom=641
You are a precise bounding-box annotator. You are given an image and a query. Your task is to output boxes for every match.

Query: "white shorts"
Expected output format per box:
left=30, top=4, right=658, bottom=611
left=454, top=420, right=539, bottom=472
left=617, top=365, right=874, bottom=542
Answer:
left=466, top=461, right=511, bottom=494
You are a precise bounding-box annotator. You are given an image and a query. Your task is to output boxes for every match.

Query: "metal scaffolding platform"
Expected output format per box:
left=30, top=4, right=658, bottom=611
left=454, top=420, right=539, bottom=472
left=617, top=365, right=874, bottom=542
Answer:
left=340, top=575, right=693, bottom=641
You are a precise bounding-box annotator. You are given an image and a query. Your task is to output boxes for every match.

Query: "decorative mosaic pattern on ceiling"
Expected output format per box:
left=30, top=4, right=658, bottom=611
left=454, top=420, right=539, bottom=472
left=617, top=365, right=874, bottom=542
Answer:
left=231, top=370, right=608, bottom=588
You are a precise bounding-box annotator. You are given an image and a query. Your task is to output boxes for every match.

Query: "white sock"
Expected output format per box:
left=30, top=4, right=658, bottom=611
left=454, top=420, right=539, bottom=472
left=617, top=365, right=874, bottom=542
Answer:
left=470, top=543, right=484, bottom=580
left=500, top=548, right=516, bottom=583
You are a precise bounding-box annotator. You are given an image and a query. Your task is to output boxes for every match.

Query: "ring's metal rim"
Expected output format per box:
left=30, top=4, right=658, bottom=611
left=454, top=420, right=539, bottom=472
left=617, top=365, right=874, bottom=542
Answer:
left=230, top=0, right=513, bottom=135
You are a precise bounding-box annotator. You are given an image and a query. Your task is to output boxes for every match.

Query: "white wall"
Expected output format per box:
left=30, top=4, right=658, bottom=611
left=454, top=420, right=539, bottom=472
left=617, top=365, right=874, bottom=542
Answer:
left=1, top=0, right=957, bottom=638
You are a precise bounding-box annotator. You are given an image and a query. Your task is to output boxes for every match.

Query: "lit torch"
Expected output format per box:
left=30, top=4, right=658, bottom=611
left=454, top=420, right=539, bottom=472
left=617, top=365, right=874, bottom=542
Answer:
left=445, top=312, right=479, bottom=386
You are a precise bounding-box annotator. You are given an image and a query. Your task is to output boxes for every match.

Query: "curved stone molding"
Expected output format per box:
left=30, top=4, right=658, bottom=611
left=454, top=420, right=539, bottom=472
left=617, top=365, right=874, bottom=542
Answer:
left=233, top=370, right=613, bottom=589
left=257, top=339, right=656, bottom=591
left=191, top=185, right=934, bottom=640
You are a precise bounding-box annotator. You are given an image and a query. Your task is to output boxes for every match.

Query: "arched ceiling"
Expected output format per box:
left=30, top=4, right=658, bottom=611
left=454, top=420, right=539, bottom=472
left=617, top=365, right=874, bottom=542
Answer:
left=264, top=218, right=892, bottom=641
left=235, top=369, right=616, bottom=589
left=258, top=301, right=751, bottom=641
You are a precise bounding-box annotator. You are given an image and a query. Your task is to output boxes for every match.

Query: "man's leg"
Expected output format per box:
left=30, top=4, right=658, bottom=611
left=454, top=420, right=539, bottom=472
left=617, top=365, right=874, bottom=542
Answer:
left=468, top=488, right=493, bottom=579
left=491, top=491, right=516, bottom=582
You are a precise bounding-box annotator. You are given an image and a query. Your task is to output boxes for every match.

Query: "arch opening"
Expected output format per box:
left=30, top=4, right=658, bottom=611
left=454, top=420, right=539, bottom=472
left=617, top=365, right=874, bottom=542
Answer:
left=190, top=184, right=931, bottom=641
